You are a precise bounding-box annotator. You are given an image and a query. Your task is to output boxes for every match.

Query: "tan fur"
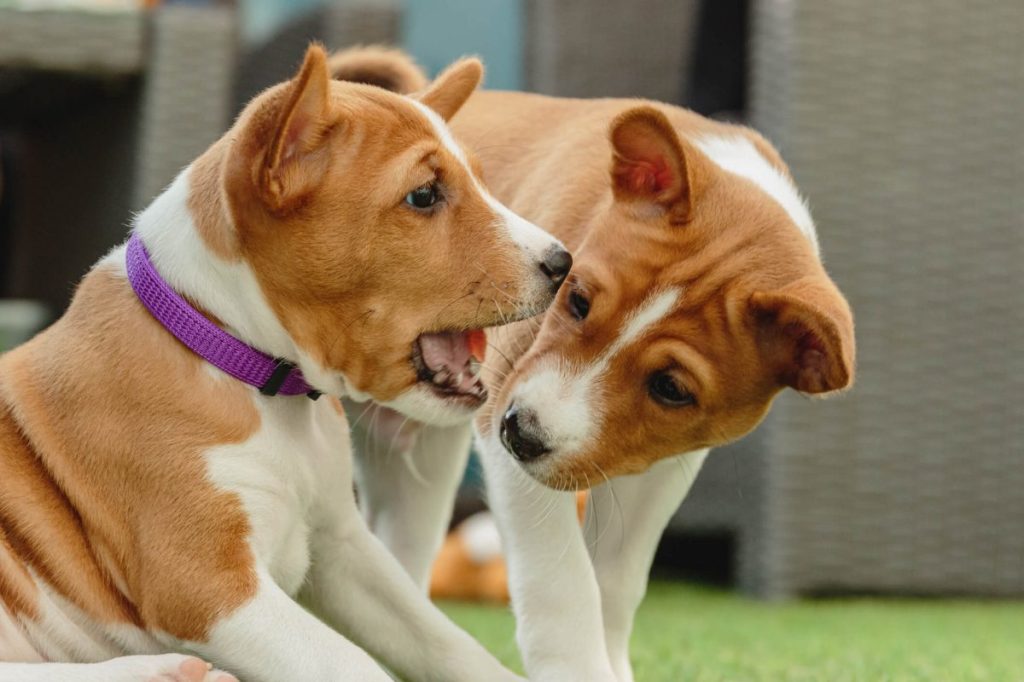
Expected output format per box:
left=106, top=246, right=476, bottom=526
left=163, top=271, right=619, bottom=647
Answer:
left=188, top=137, right=239, bottom=262
left=215, top=48, right=535, bottom=403
left=0, top=267, right=261, bottom=641
left=450, top=90, right=854, bottom=486
left=0, top=527, right=38, bottom=621
left=419, top=59, right=485, bottom=122
left=0, top=44, right=545, bottom=653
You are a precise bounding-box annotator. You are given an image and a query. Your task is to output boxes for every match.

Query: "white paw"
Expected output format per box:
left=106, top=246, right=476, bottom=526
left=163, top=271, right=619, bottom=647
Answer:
left=95, top=654, right=238, bottom=682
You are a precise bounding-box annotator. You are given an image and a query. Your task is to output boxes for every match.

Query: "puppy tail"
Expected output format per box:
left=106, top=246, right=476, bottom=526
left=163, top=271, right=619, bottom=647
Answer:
left=327, top=45, right=429, bottom=95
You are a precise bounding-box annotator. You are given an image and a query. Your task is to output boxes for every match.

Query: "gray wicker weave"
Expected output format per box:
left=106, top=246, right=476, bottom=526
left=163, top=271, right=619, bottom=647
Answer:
left=324, top=0, right=401, bottom=54
left=0, top=6, right=238, bottom=307
left=743, top=0, right=1024, bottom=597
left=135, top=5, right=237, bottom=206
left=0, top=8, right=144, bottom=76
left=521, top=0, right=700, bottom=102
left=235, top=0, right=400, bottom=112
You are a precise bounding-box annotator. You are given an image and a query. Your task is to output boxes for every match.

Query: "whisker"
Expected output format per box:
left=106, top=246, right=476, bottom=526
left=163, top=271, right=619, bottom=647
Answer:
left=327, top=307, right=375, bottom=365
left=401, top=446, right=431, bottom=487
left=386, top=414, right=412, bottom=462
left=428, top=290, right=478, bottom=330
left=595, top=463, right=624, bottom=553
left=346, top=402, right=373, bottom=433
left=366, top=404, right=381, bottom=473
left=486, top=341, right=516, bottom=371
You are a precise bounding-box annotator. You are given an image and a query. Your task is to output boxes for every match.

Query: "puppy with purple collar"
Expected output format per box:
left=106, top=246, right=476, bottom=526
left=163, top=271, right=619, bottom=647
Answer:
left=0, top=45, right=568, bottom=681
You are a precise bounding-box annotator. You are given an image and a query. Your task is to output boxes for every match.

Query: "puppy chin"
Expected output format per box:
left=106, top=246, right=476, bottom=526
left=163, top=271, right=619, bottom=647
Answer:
left=518, top=456, right=589, bottom=491
left=381, top=385, right=480, bottom=428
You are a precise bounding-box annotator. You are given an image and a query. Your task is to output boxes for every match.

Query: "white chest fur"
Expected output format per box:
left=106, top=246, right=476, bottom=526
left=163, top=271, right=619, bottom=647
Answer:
left=204, top=395, right=352, bottom=596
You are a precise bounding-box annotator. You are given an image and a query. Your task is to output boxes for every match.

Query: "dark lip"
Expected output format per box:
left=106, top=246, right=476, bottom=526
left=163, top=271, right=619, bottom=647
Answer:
left=410, top=334, right=488, bottom=408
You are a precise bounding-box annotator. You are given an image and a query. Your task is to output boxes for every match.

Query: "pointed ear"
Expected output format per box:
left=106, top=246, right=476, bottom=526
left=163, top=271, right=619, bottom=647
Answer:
left=262, top=44, right=333, bottom=210
left=609, top=106, right=705, bottom=223
left=750, top=275, right=856, bottom=395
left=418, top=57, right=483, bottom=121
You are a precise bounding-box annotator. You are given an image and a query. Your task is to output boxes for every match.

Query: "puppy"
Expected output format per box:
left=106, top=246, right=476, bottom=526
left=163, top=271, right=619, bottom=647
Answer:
left=0, top=45, right=569, bottom=682
left=331, top=48, right=854, bottom=682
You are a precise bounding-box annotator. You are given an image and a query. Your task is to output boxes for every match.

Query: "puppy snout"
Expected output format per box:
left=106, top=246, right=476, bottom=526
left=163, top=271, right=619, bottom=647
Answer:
left=500, top=404, right=551, bottom=462
left=538, top=246, right=572, bottom=292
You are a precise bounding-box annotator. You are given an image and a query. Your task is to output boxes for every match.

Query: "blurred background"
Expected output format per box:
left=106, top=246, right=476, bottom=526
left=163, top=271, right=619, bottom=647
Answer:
left=0, top=0, right=1022, bottom=676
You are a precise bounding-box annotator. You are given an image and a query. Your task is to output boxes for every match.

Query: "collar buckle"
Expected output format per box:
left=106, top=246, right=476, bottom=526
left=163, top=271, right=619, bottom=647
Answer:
left=260, top=359, right=297, bottom=396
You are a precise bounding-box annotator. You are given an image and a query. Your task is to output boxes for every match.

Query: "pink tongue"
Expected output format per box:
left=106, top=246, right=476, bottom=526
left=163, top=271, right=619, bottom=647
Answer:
left=419, top=332, right=471, bottom=374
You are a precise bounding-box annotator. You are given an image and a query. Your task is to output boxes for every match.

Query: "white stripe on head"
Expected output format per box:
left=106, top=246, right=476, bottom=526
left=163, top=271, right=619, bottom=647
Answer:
left=695, top=135, right=819, bottom=254
left=409, top=100, right=562, bottom=260
left=510, top=288, right=681, bottom=454
left=597, top=288, right=681, bottom=364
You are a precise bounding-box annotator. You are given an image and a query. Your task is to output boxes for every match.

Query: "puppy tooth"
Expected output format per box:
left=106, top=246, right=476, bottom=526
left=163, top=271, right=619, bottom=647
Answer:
left=469, top=357, right=482, bottom=376
left=432, top=371, right=449, bottom=385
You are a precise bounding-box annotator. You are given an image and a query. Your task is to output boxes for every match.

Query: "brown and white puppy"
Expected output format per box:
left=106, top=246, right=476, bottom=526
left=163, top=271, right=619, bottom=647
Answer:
left=331, top=48, right=854, bottom=682
left=0, top=45, right=568, bottom=682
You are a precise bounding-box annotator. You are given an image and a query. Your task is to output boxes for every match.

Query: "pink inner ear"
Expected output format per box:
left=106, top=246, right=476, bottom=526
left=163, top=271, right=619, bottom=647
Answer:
left=616, top=156, right=674, bottom=195
left=785, top=323, right=831, bottom=391
left=279, top=111, right=312, bottom=164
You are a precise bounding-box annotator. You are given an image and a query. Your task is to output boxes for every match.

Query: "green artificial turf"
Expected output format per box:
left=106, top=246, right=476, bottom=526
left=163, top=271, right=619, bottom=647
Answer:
left=440, top=581, right=1024, bottom=681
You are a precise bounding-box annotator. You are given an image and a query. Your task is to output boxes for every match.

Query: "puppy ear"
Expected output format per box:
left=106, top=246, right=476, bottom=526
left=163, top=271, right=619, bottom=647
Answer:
left=262, top=43, right=334, bottom=211
left=418, top=57, right=483, bottom=121
left=609, top=106, right=706, bottom=223
left=750, top=275, right=856, bottom=395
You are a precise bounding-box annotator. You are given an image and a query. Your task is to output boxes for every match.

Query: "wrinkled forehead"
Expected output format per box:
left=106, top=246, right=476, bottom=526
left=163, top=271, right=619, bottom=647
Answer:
left=332, top=88, right=440, bottom=156
left=324, top=87, right=482, bottom=188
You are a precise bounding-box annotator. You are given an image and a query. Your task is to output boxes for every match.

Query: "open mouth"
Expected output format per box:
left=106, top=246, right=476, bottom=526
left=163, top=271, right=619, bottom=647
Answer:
left=412, top=329, right=488, bottom=407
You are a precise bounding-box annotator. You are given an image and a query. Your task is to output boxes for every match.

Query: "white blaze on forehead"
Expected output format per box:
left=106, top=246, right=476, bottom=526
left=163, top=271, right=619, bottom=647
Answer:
left=601, top=288, right=681, bottom=362
left=695, top=135, right=819, bottom=255
left=409, top=100, right=561, bottom=259
left=511, top=288, right=681, bottom=454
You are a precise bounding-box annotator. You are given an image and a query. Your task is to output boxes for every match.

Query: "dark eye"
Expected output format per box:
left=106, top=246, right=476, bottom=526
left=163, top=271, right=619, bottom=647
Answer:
left=648, top=372, right=696, bottom=407
left=568, top=290, right=590, bottom=321
left=405, top=182, right=441, bottom=210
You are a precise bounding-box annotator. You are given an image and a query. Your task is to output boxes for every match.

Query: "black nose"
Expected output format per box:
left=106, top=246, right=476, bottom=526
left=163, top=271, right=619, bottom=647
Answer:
left=500, top=405, right=551, bottom=462
left=539, top=246, right=573, bottom=291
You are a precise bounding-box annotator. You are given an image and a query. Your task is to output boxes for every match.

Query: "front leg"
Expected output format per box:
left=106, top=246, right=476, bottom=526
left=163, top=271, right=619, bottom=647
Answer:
left=476, top=428, right=619, bottom=682
left=349, top=400, right=473, bottom=590
left=586, top=450, right=709, bottom=682
left=185, top=571, right=392, bottom=682
left=303, top=499, right=522, bottom=682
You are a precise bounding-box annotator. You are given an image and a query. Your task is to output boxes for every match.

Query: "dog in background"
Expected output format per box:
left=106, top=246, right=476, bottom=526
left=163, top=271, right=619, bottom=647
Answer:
left=332, top=46, right=854, bottom=682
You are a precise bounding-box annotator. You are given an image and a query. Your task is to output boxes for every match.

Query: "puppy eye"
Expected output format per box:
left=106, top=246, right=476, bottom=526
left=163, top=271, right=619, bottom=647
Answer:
left=405, top=182, right=441, bottom=210
left=568, top=290, right=590, bottom=321
left=648, top=372, right=696, bottom=408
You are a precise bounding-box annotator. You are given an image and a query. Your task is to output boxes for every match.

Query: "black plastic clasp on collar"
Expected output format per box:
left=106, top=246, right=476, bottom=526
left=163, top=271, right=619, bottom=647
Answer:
left=260, top=358, right=296, bottom=396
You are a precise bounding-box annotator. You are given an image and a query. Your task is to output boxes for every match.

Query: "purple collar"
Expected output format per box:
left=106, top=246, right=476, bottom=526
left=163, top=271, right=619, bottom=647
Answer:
left=125, top=233, right=319, bottom=399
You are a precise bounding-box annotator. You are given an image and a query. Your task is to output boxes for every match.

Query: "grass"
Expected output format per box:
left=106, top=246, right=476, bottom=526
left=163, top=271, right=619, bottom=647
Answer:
left=440, top=581, right=1024, bottom=681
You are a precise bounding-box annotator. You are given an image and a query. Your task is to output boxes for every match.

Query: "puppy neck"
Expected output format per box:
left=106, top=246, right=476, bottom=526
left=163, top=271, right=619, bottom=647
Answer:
left=130, top=163, right=301, bottom=370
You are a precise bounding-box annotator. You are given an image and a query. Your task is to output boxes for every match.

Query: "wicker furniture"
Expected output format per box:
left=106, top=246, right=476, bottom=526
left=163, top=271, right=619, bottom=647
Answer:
left=521, top=0, right=700, bottom=102
left=735, top=0, right=1024, bottom=597
left=0, top=2, right=399, bottom=311
left=235, top=0, right=400, bottom=110
left=0, top=6, right=236, bottom=308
